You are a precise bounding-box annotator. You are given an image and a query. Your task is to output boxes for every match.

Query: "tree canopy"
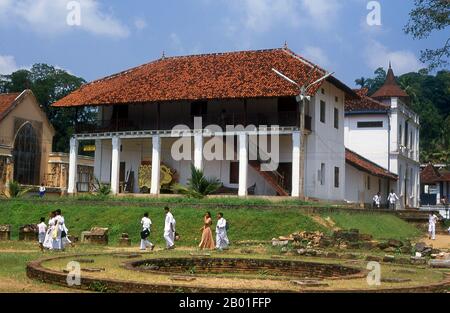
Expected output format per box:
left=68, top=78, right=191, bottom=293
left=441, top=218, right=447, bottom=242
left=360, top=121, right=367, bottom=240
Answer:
left=404, top=0, right=450, bottom=70
left=0, top=64, right=93, bottom=153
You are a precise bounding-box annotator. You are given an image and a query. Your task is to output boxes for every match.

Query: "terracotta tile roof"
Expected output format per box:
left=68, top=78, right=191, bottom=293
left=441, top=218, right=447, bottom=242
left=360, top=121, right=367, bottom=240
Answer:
left=52, top=48, right=355, bottom=107
left=345, top=88, right=390, bottom=113
left=421, top=164, right=450, bottom=184
left=372, top=65, right=409, bottom=99
left=420, top=164, right=441, bottom=184
left=0, top=92, right=20, bottom=121
left=346, top=148, right=398, bottom=180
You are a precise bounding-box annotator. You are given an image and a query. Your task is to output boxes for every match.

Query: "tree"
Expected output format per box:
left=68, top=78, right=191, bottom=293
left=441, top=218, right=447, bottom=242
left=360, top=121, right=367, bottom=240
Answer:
left=404, top=0, right=450, bottom=70
left=356, top=68, right=387, bottom=94
left=173, top=164, right=221, bottom=199
left=0, top=64, right=93, bottom=153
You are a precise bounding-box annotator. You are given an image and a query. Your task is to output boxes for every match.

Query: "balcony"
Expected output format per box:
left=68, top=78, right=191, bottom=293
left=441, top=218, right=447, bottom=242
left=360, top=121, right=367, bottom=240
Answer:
left=75, top=112, right=310, bottom=134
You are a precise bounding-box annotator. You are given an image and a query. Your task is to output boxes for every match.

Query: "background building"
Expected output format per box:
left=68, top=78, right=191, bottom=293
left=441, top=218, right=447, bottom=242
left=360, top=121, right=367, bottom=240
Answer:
left=0, top=90, right=93, bottom=195
left=344, top=65, right=421, bottom=208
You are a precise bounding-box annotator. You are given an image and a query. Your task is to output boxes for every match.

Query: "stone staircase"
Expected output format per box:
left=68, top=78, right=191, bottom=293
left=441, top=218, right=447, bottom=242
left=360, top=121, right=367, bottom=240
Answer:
left=396, top=210, right=448, bottom=234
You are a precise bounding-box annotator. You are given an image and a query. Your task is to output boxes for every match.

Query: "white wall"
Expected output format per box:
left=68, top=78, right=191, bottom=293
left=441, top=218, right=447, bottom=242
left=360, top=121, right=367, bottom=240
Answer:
left=305, top=81, right=346, bottom=201
left=345, top=164, right=391, bottom=205
left=344, top=114, right=389, bottom=169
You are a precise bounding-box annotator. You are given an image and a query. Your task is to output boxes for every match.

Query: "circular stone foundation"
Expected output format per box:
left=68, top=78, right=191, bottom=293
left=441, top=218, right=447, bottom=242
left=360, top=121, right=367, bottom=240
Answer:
left=127, top=257, right=363, bottom=280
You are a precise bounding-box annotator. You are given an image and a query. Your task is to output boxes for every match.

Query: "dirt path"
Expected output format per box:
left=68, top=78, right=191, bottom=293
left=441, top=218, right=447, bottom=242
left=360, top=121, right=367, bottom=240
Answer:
left=421, top=235, right=450, bottom=250
left=0, top=278, right=71, bottom=293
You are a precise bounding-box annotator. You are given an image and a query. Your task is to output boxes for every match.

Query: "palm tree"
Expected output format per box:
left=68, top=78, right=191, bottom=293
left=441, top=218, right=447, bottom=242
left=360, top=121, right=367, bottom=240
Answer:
left=172, top=164, right=221, bottom=199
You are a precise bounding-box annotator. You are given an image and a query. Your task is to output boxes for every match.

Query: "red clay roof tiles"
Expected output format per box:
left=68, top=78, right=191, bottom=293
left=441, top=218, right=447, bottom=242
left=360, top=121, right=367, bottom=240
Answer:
left=346, top=148, right=398, bottom=180
left=345, top=88, right=390, bottom=113
left=52, top=48, right=353, bottom=107
left=372, top=66, right=409, bottom=99
left=0, top=93, right=20, bottom=121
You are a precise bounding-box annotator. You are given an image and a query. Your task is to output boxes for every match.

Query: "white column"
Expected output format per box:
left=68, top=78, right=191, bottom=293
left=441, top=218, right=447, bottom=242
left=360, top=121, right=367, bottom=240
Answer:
left=94, top=139, right=102, bottom=180
left=68, top=137, right=78, bottom=195
left=194, top=132, right=203, bottom=171
left=150, top=135, right=161, bottom=195
left=291, top=131, right=301, bottom=197
left=238, top=133, right=248, bottom=197
left=111, top=136, right=121, bottom=195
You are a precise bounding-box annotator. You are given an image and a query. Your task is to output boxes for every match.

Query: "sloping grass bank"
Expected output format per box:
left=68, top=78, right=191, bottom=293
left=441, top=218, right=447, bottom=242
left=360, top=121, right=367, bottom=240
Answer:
left=321, top=212, right=422, bottom=241
left=0, top=200, right=324, bottom=246
left=0, top=199, right=422, bottom=246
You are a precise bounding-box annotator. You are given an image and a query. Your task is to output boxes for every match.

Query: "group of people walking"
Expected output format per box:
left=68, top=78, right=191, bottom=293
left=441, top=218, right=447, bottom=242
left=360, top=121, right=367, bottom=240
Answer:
left=198, top=211, right=229, bottom=251
left=139, top=208, right=229, bottom=252
left=37, top=209, right=72, bottom=251
left=140, top=206, right=178, bottom=251
left=372, top=190, right=400, bottom=210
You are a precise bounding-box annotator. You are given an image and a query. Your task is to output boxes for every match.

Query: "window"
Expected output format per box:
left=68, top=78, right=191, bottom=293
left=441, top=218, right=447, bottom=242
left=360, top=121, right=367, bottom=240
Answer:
left=335, top=96, right=339, bottom=103
left=367, top=176, right=371, bottom=190
left=320, top=163, right=326, bottom=185
left=229, top=162, right=239, bottom=184
left=399, top=124, right=403, bottom=146
left=334, top=108, right=339, bottom=129
left=321, top=88, right=325, bottom=94
left=334, top=167, right=340, bottom=188
left=13, top=123, right=41, bottom=185
left=357, top=121, right=383, bottom=128
left=320, top=101, right=326, bottom=123
left=378, top=179, right=382, bottom=193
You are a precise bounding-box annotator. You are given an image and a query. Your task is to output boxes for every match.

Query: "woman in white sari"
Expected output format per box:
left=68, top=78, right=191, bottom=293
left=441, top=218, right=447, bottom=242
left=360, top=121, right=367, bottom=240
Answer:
left=43, top=211, right=56, bottom=250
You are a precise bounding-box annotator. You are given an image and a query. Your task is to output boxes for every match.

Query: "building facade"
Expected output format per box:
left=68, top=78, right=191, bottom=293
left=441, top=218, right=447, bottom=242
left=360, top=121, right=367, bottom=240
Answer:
left=0, top=90, right=55, bottom=193
left=420, top=163, right=450, bottom=206
left=344, top=66, right=420, bottom=208
left=53, top=48, right=355, bottom=200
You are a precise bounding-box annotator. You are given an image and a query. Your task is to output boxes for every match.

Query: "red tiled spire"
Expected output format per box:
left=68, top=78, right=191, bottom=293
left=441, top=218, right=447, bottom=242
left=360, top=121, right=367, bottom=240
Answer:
left=372, top=64, right=409, bottom=99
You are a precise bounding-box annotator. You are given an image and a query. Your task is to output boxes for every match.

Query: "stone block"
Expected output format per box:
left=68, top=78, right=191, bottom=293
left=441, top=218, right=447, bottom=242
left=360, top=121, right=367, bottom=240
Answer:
left=19, top=224, right=38, bottom=241
left=0, top=225, right=11, bottom=241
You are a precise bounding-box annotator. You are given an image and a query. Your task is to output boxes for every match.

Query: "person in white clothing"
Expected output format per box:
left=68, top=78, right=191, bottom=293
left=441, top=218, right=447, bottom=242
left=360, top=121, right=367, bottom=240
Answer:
left=56, top=209, right=73, bottom=248
left=216, top=212, right=229, bottom=251
left=52, top=210, right=64, bottom=250
left=387, top=190, right=399, bottom=210
left=43, top=211, right=56, bottom=250
left=37, top=217, right=47, bottom=252
left=163, top=207, right=175, bottom=249
left=39, top=183, right=46, bottom=198
left=140, top=213, right=155, bottom=251
left=372, top=192, right=381, bottom=209
left=428, top=213, right=438, bottom=240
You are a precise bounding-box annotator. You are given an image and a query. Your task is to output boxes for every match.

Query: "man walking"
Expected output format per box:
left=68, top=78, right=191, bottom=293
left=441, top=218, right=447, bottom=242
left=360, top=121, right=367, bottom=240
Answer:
left=387, top=190, right=399, bottom=210
left=216, top=212, right=229, bottom=251
left=428, top=212, right=438, bottom=240
left=373, top=192, right=381, bottom=209
left=163, top=207, right=176, bottom=249
left=140, top=212, right=155, bottom=251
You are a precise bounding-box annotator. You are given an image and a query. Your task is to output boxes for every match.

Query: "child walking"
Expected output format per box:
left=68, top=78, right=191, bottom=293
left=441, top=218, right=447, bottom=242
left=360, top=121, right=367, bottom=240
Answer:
left=140, top=213, right=155, bottom=251
left=37, top=217, right=47, bottom=252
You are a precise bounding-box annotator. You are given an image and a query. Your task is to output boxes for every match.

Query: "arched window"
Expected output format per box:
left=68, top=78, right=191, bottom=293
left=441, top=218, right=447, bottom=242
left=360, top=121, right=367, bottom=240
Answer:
left=13, top=123, right=41, bottom=185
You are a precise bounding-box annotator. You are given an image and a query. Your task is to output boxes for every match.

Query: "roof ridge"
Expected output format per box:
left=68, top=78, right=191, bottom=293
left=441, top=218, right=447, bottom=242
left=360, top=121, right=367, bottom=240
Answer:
left=83, top=48, right=287, bottom=87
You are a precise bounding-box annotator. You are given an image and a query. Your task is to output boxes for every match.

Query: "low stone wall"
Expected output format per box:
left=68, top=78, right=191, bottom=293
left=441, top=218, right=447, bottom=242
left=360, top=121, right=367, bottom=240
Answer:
left=26, top=254, right=450, bottom=293
left=128, top=258, right=362, bottom=280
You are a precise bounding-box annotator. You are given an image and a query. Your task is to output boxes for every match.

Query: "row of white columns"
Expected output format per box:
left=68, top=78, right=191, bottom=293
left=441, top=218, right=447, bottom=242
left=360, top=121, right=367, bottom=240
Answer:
left=68, top=131, right=303, bottom=197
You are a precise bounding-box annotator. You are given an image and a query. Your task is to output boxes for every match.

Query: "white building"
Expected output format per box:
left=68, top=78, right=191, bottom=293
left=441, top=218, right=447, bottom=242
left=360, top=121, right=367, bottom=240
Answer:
left=345, top=148, right=398, bottom=207
left=344, top=65, right=420, bottom=208
left=53, top=48, right=355, bottom=200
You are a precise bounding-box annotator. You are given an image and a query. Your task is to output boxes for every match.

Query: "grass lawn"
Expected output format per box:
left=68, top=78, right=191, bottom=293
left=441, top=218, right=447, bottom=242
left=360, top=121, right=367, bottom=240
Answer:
left=320, top=212, right=422, bottom=241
